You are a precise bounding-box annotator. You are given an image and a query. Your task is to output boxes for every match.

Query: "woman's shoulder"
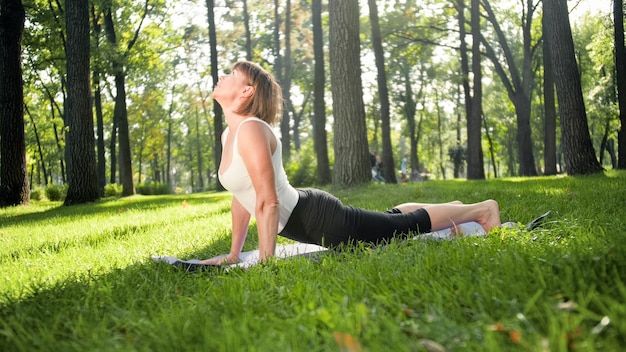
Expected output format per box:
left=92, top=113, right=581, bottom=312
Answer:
left=236, top=117, right=278, bottom=152
left=237, top=117, right=275, bottom=135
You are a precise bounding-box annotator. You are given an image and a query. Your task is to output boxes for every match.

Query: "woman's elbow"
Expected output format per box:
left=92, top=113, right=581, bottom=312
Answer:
left=257, top=197, right=279, bottom=214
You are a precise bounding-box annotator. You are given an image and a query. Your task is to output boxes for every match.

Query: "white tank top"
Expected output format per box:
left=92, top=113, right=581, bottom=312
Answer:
left=218, top=118, right=299, bottom=232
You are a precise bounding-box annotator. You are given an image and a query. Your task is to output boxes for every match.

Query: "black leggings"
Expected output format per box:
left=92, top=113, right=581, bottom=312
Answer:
left=279, top=188, right=432, bottom=247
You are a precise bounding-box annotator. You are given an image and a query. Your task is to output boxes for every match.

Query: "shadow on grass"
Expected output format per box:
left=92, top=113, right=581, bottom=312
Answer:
left=0, top=236, right=235, bottom=350
left=0, top=193, right=234, bottom=263
left=0, top=192, right=232, bottom=229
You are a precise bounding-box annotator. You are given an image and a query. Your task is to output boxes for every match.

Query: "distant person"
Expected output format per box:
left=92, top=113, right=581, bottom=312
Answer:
left=200, top=61, right=501, bottom=264
left=370, top=151, right=385, bottom=182
left=400, top=153, right=408, bottom=183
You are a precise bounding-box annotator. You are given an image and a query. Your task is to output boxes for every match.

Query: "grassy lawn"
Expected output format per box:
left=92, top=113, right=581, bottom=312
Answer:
left=1, top=172, right=625, bottom=351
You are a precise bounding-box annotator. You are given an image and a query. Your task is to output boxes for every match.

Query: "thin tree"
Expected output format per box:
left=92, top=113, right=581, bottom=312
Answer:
left=368, top=0, right=397, bottom=183
left=329, top=0, right=370, bottom=186
left=311, top=0, right=331, bottom=184
left=614, top=0, right=626, bottom=169
left=25, top=106, right=47, bottom=186
left=467, top=0, right=485, bottom=179
left=273, top=0, right=293, bottom=161
left=543, top=0, right=602, bottom=175
left=455, top=0, right=475, bottom=178
left=91, top=6, right=106, bottom=196
left=404, top=64, right=425, bottom=175
left=64, top=0, right=99, bottom=204
left=480, top=0, right=538, bottom=176
left=542, top=10, right=557, bottom=175
left=281, top=0, right=293, bottom=161
left=206, top=0, right=225, bottom=191
left=242, top=0, right=252, bottom=61
left=0, top=0, right=30, bottom=206
left=103, top=0, right=151, bottom=196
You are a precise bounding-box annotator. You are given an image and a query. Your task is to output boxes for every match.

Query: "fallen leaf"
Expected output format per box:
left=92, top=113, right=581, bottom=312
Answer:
left=333, top=332, right=362, bottom=352
left=558, top=300, right=576, bottom=311
left=509, top=330, right=522, bottom=344
left=488, top=322, right=506, bottom=331
left=418, top=338, right=446, bottom=352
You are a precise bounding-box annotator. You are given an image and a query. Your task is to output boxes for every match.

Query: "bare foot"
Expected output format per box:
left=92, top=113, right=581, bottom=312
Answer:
left=477, top=199, right=501, bottom=232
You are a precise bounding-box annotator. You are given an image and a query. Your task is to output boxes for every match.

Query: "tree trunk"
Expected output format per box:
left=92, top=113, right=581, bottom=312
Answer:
left=93, top=73, right=106, bottom=195
left=207, top=0, right=224, bottom=191
left=242, top=0, right=252, bottom=61
left=104, top=9, right=135, bottom=196
left=368, top=0, right=397, bottom=184
left=481, top=0, right=536, bottom=176
left=165, top=85, right=176, bottom=189
left=292, top=93, right=309, bottom=151
left=195, top=107, right=204, bottom=190
left=452, top=85, right=465, bottom=178
left=41, top=82, right=66, bottom=183
left=329, top=0, right=370, bottom=186
left=402, top=63, right=422, bottom=174
left=543, top=10, right=558, bottom=176
left=467, top=0, right=485, bottom=179
left=113, top=72, right=135, bottom=196
left=614, top=0, right=626, bottom=169
left=483, top=115, right=498, bottom=178
left=0, top=0, right=30, bottom=206
left=435, top=91, right=447, bottom=179
left=311, top=0, right=331, bottom=184
left=91, top=5, right=106, bottom=196
left=274, top=0, right=292, bottom=161
left=543, top=0, right=602, bottom=175
left=456, top=0, right=472, bottom=134
left=455, top=0, right=470, bottom=178
left=109, top=115, right=118, bottom=184
left=25, top=105, right=48, bottom=186
left=282, top=0, right=293, bottom=160
left=64, top=0, right=99, bottom=205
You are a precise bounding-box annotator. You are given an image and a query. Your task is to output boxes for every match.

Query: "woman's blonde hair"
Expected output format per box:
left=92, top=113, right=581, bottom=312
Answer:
left=232, top=61, right=283, bottom=124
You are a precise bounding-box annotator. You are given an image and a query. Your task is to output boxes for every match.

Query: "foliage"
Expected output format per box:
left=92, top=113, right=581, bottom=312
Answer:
left=0, top=172, right=625, bottom=350
left=29, top=187, right=45, bottom=201
left=135, top=182, right=172, bottom=195
left=44, top=184, right=67, bottom=201
left=285, top=141, right=317, bottom=187
left=104, top=184, right=123, bottom=197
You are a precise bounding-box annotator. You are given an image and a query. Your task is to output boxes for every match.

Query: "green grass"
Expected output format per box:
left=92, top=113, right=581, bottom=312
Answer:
left=1, top=172, right=625, bottom=351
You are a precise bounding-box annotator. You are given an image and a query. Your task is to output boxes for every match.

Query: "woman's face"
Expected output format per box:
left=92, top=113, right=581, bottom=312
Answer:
left=212, top=69, right=251, bottom=107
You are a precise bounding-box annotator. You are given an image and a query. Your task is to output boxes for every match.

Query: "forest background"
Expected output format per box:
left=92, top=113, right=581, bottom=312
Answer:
left=0, top=0, right=623, bottom=206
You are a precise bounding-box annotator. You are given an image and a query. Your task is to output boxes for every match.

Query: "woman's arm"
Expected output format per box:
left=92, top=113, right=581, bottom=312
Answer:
left=228, top=196, right=251, bottom=259
left=238, top=121, right=279, bottom=261
left=200, top=197, right=251, bottom=265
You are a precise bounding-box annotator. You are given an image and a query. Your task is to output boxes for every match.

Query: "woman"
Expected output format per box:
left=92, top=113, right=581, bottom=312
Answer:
left=201, top=61, right=500, bottom=265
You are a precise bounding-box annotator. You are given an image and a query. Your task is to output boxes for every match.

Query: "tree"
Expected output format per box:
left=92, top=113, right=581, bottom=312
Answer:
left=91, top=5, right=106, bottom=196
left=368, top=0, right=397, bottom=184
left=480, top=0, right=538, bottom=176
left=467, top=0, right=485, bottom=179
left=278, top=0, right=293, bottom=161
left=542, top=10, right=557, bottom=175
left=0, top=0, right=30, bottom=206
left=311, top=0, right=330, bottom=184
left=614, top=0, right=626, bottom=169
left=328, top=0, right=370, bottom=186
left=64, top=0, right=99, bottom=205
left=102, top=0, right=152, bottom=196
left=543, top=0, right=602, bottom=175
left=207, top=0, right=225, bottom=191
left=242, top=0, right=252, bottom=60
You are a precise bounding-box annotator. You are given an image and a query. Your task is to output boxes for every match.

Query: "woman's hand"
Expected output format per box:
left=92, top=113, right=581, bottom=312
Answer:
left=199, top=252, right=240, bottom=265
